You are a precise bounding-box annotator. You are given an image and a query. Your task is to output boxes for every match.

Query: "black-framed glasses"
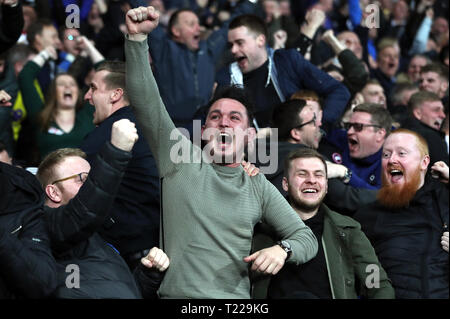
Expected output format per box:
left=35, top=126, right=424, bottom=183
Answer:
left=52, top=172, right=89, bottom=185
left=343, top=122, right=381, bottom=132
left=295, top=113, right=317, bottom=129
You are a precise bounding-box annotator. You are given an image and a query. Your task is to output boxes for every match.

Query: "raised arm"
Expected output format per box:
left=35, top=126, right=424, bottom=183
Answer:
left=45, top=120, right=137, bottom=253
left=125, top=6, right=194, bottom=176
left=17, top=47, right=57, bottom=120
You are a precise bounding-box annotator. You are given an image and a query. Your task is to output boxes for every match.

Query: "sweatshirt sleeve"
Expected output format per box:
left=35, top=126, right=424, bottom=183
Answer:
left=259, top=176, right=318, bottom=265
left=125, top=37, right=197, bottom=177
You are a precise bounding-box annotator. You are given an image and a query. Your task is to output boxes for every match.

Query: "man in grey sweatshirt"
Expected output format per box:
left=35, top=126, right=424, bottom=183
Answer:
left=123, top=6, right=318, bottom=299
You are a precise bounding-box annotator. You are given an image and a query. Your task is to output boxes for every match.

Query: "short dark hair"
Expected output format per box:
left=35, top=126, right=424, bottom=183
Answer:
left=229, top=14, right=268, bottom=39
left=391, top=82, right=418, bottom=106
left=353, top=103, right=393, bottom=134
left=408, top=90, right=442, bottom=112
left=26, top=19, right=54, bottom=52
left=284, top=148, right=328, bottom=178
left=420, top=62, right=449, bottom=81
left=37, top=148, right=86, bottom=188
left=96, top=61, right=128, bottom=102
left=168, top=8, right=195, bottom=38
left=271, top=99, right=308, bottom=141
left=206, top=85, right=255, bottom=127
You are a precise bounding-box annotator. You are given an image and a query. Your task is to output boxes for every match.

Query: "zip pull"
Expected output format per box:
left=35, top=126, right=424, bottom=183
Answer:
left=11, top=225, right=22, bottom=235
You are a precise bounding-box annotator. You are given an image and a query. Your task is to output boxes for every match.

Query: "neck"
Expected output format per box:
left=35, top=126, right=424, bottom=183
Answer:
left=56, top=108, right=75, bottom=119
left=289, top=200, right=319, bottom=220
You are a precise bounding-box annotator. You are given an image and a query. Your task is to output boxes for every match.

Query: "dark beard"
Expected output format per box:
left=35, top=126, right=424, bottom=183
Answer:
left=377, top=167, right=422, bottom=209
left=288, top=191, right=324, bottom=214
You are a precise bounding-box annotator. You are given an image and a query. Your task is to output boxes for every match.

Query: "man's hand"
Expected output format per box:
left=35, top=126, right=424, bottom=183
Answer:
left=125, top=6, right=160, bottom=36
left=0, top=0, right=19, bottom=7
left=110, top=119, right=139, bottom=152
left=0, top=90, right=12, bottom=107
left=442, top=231, right=449, bottom=253
left=243, top=245, right=287, bottom=275
left=241, top=160, right=260, bottom=177
left=141, top=247, right=170, bottom=271
left=431, top=161, right=449, bottom=184
left=325, top=161, right=348, bottom=179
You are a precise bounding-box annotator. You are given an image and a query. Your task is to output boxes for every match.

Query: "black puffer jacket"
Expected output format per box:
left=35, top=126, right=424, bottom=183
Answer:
left=0, top=162, right=57, bottom=299
left=44, top=142, right=142, bottom=299
left=354, top=179, right=449, bottom=299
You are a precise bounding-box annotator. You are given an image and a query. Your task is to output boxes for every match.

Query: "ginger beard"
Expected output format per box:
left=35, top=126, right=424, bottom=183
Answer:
left=377, top=162, right=423, bottom=208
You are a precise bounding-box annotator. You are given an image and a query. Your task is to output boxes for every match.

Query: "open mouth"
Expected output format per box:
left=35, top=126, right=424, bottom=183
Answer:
left=235, top=56, right=247, bottom=67
left=301, top=188, right=318, bottom=194
left=434, top=120, right=442, bottom=129
left=389, top=168, right=404, bottom=183
left=63, top=92, right=73, bottom=101
left=348, top=136, right=359, bottom=152
left=217, top=132, right=233, bottom=146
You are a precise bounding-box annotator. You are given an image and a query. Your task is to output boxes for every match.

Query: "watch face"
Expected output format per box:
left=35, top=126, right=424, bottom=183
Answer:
left=281, top=240, right=291, bottom=249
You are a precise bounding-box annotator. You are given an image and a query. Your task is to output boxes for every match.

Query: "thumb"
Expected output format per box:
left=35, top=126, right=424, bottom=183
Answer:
left=243, top=251, right=259, bottom=263
left=141, top=257, right=153, bottom=268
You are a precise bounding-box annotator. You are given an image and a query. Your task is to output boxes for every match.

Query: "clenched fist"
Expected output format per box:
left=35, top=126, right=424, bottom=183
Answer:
left=110, top=119, right=139, bottom=152
left=125, top=6, right=160, bottom=36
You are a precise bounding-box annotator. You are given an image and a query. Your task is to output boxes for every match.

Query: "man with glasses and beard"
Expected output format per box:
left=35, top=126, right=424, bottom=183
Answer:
left=254, top=148, right=394, bottom=299
left=354, top=129, right=449, bottom=299
left=319, top=103, right=393, bottom=190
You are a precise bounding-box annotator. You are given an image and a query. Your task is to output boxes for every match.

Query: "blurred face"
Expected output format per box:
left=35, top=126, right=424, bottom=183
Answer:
left=63, top=28, right=81, bottom=56
left=283, top=157, right=328, bottom=214
left=337, top=32, right=363, bottom=59
left=432, top=17, right=449, bottom=35
left=202, top=98, right=255, bottom=165
left=0, top=149, right=12, bottom=165
left=419, top=71, right=449, bottom=98
left=84, top=70, right=114, bottom=125
left=296, top=106, right=322, bottom=149
left=0, top=59, right=5, bottom=75
left=56, top=75, right=79, bottom=109
left=407, top=56, right=428, bottom=82
left=413, top=100, right=446, bottom=130
left=393, top=0, right=409, bottom=21
left=228, top=26, right=267, bottom=74
left=347, top=112, right=384, bottom=159
left=171, top=11, right=201, bottom=51
left=361, top=83, right=386, bottom=107
left=37, top=25, right=62, bottom=51
left=377, top=45, right=400, bottom=78
left=379, top=133, right=429, bottom=207
left=279, top=0, right=291, bottom=16
left=263, top=0, right=278, bottom=22
left=52, top=156, right=91, bottom=206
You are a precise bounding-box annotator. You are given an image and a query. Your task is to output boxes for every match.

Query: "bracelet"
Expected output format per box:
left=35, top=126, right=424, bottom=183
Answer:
left=39, top=50, right=50, bottom=61
left=342, top=168, right=352, bottom=184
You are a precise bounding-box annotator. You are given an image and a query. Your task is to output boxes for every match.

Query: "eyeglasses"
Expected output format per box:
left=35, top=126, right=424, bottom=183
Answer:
left=52, top=172, right=89, bottom=185
left=295, top=113, right=317, bottom=129
left=343, top=122, right=381, bottom=132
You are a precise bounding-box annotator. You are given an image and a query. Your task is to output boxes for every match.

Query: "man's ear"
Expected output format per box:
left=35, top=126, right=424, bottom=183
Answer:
left=440, top=81, right=449, bottom=95
left=376, top=127, right=387, bottom=143
left=110, top=88, right=124, bottom=103
left=290, top=128, right=301, bottom=143
left=171, top=25, right=181, bottom=39
left=282, top=176, right=289, bottom=192
left=256, top=34, right=266, bottom=47
left=421, top=154, right=431, bottom=171
left=247, top=127, right=257, bottom=142
left=45, top=184, right=62, bottom=204
left=412, top=107, right=422, bottom=120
